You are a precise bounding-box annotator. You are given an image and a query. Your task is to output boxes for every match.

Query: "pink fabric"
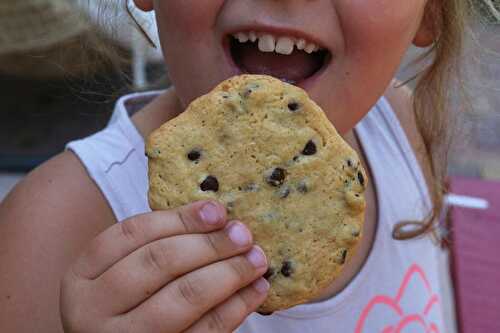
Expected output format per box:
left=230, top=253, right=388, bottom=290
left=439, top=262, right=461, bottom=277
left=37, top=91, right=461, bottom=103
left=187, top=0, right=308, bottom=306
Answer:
left=355, top=264, right=441, bottom=333
left=449, top=177, right=500, bottom=333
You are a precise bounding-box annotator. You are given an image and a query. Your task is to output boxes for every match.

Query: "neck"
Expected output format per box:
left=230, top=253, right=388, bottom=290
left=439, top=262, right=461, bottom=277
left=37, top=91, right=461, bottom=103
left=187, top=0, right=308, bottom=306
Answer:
left=131, top=87, right=184, bottom=139
left=342, top=129, right=358, bottom=148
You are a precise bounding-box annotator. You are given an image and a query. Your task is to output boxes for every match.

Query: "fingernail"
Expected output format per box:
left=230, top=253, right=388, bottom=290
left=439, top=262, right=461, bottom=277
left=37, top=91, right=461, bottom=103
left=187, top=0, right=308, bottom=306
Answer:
left=199, top=202, right=221, bottom=225
left=227, top=222, right=251, bottom=247
left=246, top=246, right=267, bottom=268
left=253, top=277, right=270, bottom=294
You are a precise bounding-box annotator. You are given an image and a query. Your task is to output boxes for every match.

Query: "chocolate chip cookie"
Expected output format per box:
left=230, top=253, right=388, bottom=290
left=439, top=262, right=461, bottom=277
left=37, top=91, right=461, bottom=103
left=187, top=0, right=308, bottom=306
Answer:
left=147, top=74, right=367, bottom=312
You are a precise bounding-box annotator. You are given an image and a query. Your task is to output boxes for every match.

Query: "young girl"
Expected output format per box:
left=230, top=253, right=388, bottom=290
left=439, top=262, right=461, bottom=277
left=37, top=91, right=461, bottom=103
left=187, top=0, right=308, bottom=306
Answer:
left=1, top=0, right=472, bottom=332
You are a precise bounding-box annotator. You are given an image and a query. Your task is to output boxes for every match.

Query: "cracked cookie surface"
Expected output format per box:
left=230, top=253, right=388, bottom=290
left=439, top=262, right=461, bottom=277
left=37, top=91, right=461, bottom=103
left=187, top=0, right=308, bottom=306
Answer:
left=147, top=74, right=367, bottom=312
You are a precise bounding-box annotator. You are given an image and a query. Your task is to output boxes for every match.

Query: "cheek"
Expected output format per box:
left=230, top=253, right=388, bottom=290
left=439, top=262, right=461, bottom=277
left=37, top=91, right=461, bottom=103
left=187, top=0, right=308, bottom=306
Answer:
left=338, top=0, right=425, bottom=55
left=154, top=0, right=227, bottom=105
left=318, top=0, right=425, bottom=132
left=157, top=1, right=223, bottom=36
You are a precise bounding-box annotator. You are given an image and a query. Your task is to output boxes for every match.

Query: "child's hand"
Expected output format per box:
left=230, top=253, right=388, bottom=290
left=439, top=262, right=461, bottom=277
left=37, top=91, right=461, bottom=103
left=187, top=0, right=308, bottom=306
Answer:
left=60, top=201, right=269, bottom=333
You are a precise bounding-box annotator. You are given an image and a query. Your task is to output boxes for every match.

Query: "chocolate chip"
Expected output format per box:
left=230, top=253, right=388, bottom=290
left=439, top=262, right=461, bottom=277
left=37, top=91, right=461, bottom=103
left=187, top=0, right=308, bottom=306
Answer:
left=258, top=311, right=274, bottom=316
left=347, top=159, right=353, bottom=167
left=293, top=155, right=299, bottom=162
left=287, top=102, right=300, bottom=112
left=241, top=183, right=259, bottom=192
left=243, top=88, right=252, bottom=98
left=281, top=260, right=294, bottom=277
left=263, top=267, right=275, bottom=280
left=187, top=150, right=201, bottom=161
left=339, top=249, right=348, bottom=264
left=297, top=181, right=308, bottom=193
left=200, top=176, right=219, bottom=192
left=266, top=168, right=286, bottom=187
left=357, top=172, right=365, bottom=186
left=302, top=140, right=317, bottom=155
left=278, top=186, right=290, bottom=199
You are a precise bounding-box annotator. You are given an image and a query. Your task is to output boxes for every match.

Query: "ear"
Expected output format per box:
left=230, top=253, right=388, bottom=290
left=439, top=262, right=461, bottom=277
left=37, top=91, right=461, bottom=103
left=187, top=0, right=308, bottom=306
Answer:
left=132, top=0, right=154, bottom=12
left=413, top=0, right=440, bottom=47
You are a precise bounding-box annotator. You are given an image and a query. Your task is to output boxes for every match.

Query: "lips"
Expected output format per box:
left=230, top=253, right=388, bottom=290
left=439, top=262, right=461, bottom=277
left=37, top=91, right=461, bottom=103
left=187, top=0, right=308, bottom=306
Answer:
left=225, top=29, right=331, bottom=85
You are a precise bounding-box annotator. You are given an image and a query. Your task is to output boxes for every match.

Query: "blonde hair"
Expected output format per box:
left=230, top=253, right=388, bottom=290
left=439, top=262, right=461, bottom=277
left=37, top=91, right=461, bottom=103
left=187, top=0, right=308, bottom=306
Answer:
left=392, top=0, right=473, bottom=239
left=400, top=0, right=500, bottom=240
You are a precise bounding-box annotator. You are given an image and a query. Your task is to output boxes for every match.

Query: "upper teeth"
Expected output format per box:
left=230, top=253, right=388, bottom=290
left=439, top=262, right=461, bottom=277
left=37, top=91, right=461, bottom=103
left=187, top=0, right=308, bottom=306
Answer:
left=232, top=31, right=321, bottom=55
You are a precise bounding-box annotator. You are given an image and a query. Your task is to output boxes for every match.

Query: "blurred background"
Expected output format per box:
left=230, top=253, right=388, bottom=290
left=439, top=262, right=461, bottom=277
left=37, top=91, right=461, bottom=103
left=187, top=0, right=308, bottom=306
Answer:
left=0, top=0, right=165, bottom=191
left=0, top=1, right=499, bottom=332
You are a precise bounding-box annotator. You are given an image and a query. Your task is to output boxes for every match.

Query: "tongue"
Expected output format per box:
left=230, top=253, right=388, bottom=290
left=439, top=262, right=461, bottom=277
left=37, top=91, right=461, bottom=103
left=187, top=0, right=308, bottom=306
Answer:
left=233, top=42, right=322, bottom=83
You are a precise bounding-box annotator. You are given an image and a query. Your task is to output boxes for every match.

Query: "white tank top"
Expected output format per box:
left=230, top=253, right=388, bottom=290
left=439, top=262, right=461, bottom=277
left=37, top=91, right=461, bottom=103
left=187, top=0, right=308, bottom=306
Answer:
left=67, top=91, right=448, bottom=333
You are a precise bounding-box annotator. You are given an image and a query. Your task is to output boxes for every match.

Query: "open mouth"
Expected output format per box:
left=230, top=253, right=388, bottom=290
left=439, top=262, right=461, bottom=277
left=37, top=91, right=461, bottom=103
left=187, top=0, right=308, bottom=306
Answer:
left=227, top=31, right=331, bottom=86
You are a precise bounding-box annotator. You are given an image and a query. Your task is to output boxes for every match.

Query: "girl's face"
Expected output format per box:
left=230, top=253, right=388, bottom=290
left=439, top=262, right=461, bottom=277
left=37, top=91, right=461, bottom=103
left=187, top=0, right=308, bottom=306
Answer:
left=146, top=0, right=430, bottom=134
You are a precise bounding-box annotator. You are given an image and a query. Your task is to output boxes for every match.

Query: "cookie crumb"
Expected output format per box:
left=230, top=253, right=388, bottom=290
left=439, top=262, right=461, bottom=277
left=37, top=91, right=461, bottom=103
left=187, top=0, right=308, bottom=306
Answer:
left=297, top=181, right=308, bottom=193
left=278, top=186, right=291, bottom=199
left=351, top=225, right=361, bottom=237
left=338, top=249, right=348, bottom=264
left=241, top=183, right=259, bottom=192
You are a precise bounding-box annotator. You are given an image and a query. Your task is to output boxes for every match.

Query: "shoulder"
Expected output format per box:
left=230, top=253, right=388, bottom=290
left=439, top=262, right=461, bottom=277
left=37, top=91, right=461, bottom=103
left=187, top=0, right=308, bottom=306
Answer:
left=383, top=79, right=434, bottom=193
left=1, top=150, right=116, bottom=229
left=0, top=151, right=114, bottom=331
left=0, top=150, right=115, bottom=251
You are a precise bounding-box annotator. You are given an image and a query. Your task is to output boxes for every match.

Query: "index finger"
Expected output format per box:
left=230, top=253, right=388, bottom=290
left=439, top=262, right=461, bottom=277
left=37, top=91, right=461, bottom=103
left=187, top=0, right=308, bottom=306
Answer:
left=72, top=200, right=227, bottom=279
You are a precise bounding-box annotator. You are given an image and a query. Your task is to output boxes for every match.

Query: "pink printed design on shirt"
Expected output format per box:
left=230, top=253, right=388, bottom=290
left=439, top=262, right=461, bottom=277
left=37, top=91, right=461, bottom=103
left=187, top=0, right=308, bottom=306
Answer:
left=355, top=264, right=440, bottom=333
